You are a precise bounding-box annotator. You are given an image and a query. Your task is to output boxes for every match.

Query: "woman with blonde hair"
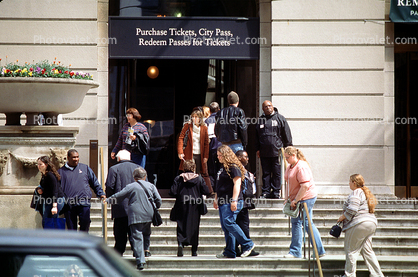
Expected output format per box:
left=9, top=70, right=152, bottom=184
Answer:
left=214, top=145, right=256, bottom=258
left=177, top=109, right=209, bottom=175
left=337, top=174, right=384, bottom=277
left=283, top=146, right=325, bottom=258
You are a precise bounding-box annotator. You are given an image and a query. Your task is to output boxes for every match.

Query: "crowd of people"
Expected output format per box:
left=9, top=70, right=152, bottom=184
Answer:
left=30, top=92, right=385, bottom=276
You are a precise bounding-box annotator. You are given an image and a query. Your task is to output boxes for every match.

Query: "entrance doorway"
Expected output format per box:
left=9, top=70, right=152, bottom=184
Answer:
left=394, top=23, right=418, bottom=198
left=108, top=59, right=258, bottom=191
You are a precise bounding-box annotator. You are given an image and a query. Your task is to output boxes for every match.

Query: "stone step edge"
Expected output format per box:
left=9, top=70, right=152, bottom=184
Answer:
left=100, top=233, right=418, bottom=239
left=119, top=245, right=418, bottom=250
left=123, top=254, right=418, bottom=261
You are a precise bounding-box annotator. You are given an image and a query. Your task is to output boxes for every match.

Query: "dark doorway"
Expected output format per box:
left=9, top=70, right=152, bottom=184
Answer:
left=108, top=0, right=259, bottom=194
left=109, top=59, right=258, bottom=192
left=394, top=23, right=418, bottom=198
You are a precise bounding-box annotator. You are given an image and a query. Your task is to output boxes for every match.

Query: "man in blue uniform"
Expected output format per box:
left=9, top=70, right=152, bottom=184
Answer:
left=58, top=149, right=106, bottom=232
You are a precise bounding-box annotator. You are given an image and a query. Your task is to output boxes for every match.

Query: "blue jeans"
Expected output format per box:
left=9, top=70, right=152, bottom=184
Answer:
left=226, top=143, right=243, bottom=154
left=42, top=197, right=65, bottom=228
left=289, top=196, right=325, bottom=258
left=218, top=200, right=253, bottom=258
left=132, top=152, right=146, bottom=168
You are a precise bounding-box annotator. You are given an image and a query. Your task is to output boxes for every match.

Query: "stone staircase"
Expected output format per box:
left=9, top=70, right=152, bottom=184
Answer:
left=90, top=198, right=418, bottom=277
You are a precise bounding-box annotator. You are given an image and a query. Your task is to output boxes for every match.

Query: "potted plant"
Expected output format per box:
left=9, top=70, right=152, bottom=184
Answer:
left=0, top=59, right=99, bottom=125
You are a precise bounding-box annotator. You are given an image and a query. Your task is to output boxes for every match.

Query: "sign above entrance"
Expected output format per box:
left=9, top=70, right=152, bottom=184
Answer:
left=109, top=17, right=260, bottom=60
left=390, top=0, right=418, bottom=22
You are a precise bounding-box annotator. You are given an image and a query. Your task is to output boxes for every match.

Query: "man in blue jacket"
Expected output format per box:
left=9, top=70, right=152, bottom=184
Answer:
left=58, top=149, right=106, bottom=232
left=256, top=100, right=293, bottom=199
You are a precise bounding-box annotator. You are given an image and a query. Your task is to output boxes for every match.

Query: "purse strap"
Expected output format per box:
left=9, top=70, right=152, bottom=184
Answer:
left=137, top=180, right=156, bottom=210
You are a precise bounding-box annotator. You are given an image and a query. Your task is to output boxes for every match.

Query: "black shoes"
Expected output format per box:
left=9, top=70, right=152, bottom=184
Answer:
left=137, top=263, right=145, bottom=270
left=144, top=250, right=151, bottom=257
left=249, top=250, right=260, bottom=257
left=191, top=245, right=198, bottom=256
left=177, top=243, right=183, bottom=257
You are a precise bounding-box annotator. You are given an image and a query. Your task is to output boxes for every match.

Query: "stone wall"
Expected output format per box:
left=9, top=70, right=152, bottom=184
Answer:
left=269, top=0, right=394, bottom=197
left=0, top=0, right=109, bottom=171
left=0, top=0, right=108, bottom=228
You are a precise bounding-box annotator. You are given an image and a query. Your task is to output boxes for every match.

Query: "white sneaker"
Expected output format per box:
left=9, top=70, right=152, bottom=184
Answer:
left=311, top=253, right=326, bottom=259
left=283, top=253, right=298, bottom=258
left=241, top=244, right=255, bottom=257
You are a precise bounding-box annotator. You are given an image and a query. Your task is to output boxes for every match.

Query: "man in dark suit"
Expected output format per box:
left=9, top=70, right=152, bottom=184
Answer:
left=105, top=150, right=141, bottom=255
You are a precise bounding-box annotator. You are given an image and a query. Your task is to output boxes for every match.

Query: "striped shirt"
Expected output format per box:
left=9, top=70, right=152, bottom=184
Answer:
left=112, top=122, right=149, bottom=154
left=342, top=188, right=377, bottom=232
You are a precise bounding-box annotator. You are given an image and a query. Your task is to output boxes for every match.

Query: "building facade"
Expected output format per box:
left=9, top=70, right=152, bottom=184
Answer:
left=0, top=0, right=417, bottom=228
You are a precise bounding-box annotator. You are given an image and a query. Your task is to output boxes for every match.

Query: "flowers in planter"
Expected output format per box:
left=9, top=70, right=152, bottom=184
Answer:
left=0, top=59, right=93, bottom=80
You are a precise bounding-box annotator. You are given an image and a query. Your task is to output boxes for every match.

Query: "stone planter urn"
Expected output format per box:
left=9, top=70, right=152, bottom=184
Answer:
left=0, top=77, right=99, bottom=125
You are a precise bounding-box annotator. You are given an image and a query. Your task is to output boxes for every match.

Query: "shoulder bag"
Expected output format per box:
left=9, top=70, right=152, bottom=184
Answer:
left=137, top=181, right=162, bottom=226
left=282, top=175, right=300, bottom=218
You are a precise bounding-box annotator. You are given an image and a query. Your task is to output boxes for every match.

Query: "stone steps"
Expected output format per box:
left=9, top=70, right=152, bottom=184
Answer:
left=121, top=255, right=418, bottom=277
left=89, top=199, right=418, bottom=276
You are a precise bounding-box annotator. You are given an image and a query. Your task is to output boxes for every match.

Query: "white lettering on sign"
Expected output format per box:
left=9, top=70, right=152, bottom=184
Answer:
left=136, top=28, right=168, bottom=36
left=397, top=0, right=418, bottom=6
left=168, top=38, right=191, bottom=46
left=138, top=38, right=167, bottom=46
left=199, top=28, right=214, bottom=37
left=169, top=28, right=196, bottom=37
left=215, top=28, right=233, bottom=37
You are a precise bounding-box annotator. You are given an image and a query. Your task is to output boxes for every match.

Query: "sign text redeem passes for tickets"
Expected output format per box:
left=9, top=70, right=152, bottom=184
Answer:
left=108, top=17, right=260, bottom=59
left=136, top=27, right=235, bottom=47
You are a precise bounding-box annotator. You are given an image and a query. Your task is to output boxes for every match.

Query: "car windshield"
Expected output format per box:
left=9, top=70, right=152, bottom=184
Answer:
left=1, top=253, right=100, bottom=277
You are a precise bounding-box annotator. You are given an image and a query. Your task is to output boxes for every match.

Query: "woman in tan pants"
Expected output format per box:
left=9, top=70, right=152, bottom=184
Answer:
left=337, top=174, right=384, bottom=277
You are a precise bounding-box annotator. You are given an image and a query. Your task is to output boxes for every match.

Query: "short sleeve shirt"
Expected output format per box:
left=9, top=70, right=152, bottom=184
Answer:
left=284, top=160, right=317, bottom=201
left=215, top=164, right=242, bottom=205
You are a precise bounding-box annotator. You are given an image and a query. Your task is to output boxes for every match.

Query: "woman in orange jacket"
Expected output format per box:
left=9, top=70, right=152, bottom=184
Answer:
left=177, top=108, right=209, bottom=176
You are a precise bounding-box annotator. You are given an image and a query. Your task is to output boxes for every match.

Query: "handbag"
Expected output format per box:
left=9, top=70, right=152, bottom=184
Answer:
left=44, top=217, right=66, bottom=230
left=330, top=222, right=342, bottom=238
left=183, top=127, right=190, bottom=150
left=137, top=181, right=163, bottom=227
left=199, top=202, right=208, bottom=216
left=170, top=203, right=177, bottom=221
left=283, top=201, right=300, bottom=218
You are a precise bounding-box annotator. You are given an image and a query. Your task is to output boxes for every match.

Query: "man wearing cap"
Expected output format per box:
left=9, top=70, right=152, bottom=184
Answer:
left=214, top=91, right=248, bottom=153
left=255, top=100, right=293, bottom=199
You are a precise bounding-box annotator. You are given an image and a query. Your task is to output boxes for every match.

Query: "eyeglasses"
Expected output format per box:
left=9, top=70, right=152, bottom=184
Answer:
left=126, top=114, right=133, bottom=118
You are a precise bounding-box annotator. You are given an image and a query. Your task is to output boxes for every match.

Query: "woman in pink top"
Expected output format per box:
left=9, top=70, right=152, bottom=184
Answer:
left=283, top=146, right=325, bottom=258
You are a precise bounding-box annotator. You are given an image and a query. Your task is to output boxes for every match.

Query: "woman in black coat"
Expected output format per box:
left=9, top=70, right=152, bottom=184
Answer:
left=36, top=156, right=65, bottom=228
left=170, top=159, right=210, bottom=257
